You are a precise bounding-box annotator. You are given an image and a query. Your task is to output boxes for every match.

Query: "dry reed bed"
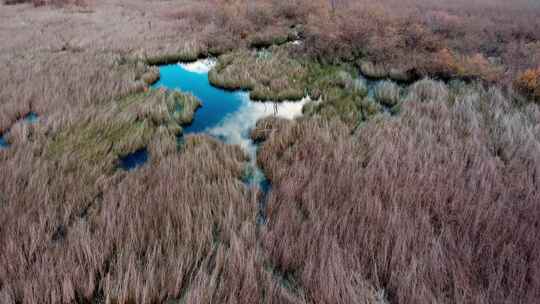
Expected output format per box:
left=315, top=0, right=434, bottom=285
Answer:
left=0, top=51, right=146, bottom=134
left=0, top=28, right=306, bottom=304
left=255, top=82, right=540, bottom=303
left=0, top=134, right=266, bottom=303
left=1, top=0, right=540, bottom=303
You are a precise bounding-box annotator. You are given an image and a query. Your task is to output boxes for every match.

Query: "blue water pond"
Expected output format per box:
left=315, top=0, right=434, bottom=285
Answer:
left=119, top=148, right=149, bottom=171
left=153, top=61, right=244, bottom=134
left=152, top=60, right=308, bottom=208
left=24, top=112, right=39, bottom=123
left=153, top=60, right=306, bottom=156
left=0, top=135, right=8, bottom=149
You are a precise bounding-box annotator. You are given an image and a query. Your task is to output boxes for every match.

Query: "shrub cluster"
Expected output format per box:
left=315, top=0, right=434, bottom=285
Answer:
left=168, top=0, right=540, bottom=86
left=514, top=67, right=540, bottom=102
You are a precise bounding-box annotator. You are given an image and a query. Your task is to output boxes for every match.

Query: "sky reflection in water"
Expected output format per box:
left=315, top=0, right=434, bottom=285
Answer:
left=153, top=59, right=308, bottom=188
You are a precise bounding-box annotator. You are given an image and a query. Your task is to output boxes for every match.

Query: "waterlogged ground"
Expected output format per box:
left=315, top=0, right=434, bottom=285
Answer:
left=0, top=135, right=8, bottom=149
left=119, top=148, right=149, bottom=171
left=0, top=112, right=39, bottom=149
left=24, top=112, right=39, bottom=123
left=153, top=59, right=308, bottom=188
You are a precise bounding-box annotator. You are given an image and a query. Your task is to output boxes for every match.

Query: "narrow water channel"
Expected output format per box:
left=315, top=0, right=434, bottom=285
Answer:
left=153, top=59, right=308, bottom=222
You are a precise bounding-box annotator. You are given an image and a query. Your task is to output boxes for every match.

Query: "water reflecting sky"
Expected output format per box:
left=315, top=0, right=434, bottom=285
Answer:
left=153, top=60, right=307, bottom=159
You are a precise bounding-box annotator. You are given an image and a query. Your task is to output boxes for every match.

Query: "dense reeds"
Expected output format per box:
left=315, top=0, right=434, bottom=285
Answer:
left=256, top=82, right=540, bottom=303
left=1, top=0, right=540, bottom=303
left=0, top=133, right=260, bottom=303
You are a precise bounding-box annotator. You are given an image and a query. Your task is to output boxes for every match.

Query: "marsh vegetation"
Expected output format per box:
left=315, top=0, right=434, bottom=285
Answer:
left=1, top=0, right=540, bottom=304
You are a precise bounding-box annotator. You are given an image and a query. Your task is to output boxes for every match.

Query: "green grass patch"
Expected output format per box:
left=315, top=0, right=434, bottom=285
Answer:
left=208, top=46, right=385, bottom=126
left=301, top=62, right=387, bottom=126
left=208, top=48, right=307, bottom=102
left=47, top=89, right=201, bottom=171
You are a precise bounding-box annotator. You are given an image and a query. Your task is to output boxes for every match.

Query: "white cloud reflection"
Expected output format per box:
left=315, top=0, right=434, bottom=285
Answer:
left=206, top=93, right=309, bottom=187
left=178, top=58, right=216, bottom=74
left=206, top=93, right=309, bottom=159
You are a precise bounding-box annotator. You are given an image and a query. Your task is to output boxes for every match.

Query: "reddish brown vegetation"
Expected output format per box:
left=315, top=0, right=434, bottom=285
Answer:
left=170, top=0, right=540, bottom=85
left=515, top=67, right=540, bottom=102
left=0, top=134, right=258, bottom=303
left=256, top=87, right=540, bottom=303
left=1, top=1, right=540, bottom=303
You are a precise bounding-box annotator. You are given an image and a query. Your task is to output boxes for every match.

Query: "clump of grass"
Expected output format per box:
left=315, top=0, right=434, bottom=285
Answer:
left=248, top=27, right=291, bottom=48
left=388, top=67, right=415, bottom=82
left=141, top=67, right=160, bottom=86
left=250, top=116, right=291, bottom=143
left=303, top=63, right=365, bottom=99
left=358, top=61, right=416, bottom=83
left=207, top=46, right=382, bottom=126
left=208, top=48, right=307, bottom=102
left=359, top=96, right=384, bottom=119
left=351, top=78, right=369, bottom=97
left=373, top=80, right=402, bottom=107
left=405, top=78, right=449, bottom=103
left=358, top=60, right=389, bottom=79
left=145, top=47, right=201, bottom=66
left=48, top=116, right=151, bottom=170
left=300, top=63, right=389, bottom=126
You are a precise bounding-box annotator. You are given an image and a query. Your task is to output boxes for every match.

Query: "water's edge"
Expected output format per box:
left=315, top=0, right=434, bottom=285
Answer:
left=153, top=60, right=307, bottom=223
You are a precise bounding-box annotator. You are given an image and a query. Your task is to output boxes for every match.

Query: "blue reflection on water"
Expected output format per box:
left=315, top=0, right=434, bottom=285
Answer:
left=152, top=60, right=308, bottom=223
left=153, top=62, right=244, bottom=134
left=119, top=148, right=149, bottom=171
left=0, top=135, right=8, bottom=149
left=24, top=112, right=39, bottom=123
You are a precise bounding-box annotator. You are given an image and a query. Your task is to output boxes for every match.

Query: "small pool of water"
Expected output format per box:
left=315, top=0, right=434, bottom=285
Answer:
left=24, top=112, right=39, bottom=123
left=119, top=148, right=149, bottom=171
left=0, top=112, right=39, bottom=150
left=0, top=135, right=8, bottom=149
left=153, top=59, right=308, bottom=215
left=155, top=60, right=246, bottom=134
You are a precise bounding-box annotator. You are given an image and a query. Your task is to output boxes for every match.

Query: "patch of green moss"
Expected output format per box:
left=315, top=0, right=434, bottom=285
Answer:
left=48, top=118, right=151, bottom=170
left=303, top=63, right=359, bottom=97
left=208, top=46, right=385, bottom=126
left=47, top=89, right=201, bottom=171
left=301, top=62, right=387, bottom=127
